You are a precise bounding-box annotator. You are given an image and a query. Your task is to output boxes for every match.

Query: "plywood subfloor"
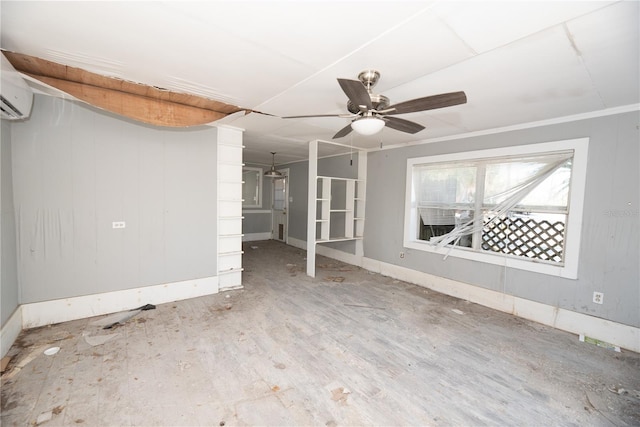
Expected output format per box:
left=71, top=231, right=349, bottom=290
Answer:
left=2, top=240, right=639, bottom=426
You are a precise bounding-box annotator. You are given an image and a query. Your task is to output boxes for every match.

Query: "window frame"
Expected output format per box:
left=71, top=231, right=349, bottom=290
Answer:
left=242, top=167, right=263, bottom=208
left=403, top=138, right=589, bottom=279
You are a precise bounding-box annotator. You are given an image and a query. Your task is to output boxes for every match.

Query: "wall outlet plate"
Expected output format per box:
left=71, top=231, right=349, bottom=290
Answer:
left=593, top=291, right=604, bottom=304
left=112, top=221, right=126, bottom=229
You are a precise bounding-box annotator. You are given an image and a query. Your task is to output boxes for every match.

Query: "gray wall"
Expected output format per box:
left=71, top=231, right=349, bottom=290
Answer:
left=1, top=120, right=19, bottom=325
left=365, top=111, right=639, bottom=327
left=10, top=95, right=218, bottom=303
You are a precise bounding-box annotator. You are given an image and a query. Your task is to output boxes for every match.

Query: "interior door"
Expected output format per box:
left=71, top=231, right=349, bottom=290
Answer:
left=272, top=171, right=288, bottom=242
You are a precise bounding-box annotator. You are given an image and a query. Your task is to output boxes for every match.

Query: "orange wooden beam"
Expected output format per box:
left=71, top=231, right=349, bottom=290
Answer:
left=3, top=51, right=246, bottom=127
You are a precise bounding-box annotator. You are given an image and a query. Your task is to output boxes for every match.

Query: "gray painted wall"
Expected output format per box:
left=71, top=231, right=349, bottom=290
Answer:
left=1, top=120, right=19, bottom=325
left=365, top=112, right=639, bottom=327
left=10, top=95, right=219, bottom=304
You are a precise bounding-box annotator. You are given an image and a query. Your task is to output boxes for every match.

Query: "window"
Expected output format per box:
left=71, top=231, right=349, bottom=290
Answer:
left=242, top=167, right=262, bottom=208
left=404, top=138, right=588, bottom=279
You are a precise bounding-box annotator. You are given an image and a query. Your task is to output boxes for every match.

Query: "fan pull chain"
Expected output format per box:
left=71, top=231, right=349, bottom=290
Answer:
left=350, top=133, right=353, bottom=166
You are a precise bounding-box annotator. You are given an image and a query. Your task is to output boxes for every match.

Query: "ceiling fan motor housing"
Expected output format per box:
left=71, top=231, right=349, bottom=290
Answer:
left=347, top=94, right=389, bottom=114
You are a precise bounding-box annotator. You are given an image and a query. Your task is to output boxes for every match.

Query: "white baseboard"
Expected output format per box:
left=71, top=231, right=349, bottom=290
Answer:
left=288, top=237, right=639, bottom=352
left=287, top=236, right=306, bottom=250
left=21, top=275, right=219, bottom=329
left=288, top=237, right=362, bottom=266
left=243, top=232, right=272, bottom=242
left=1, top=307, right=23, bottom=358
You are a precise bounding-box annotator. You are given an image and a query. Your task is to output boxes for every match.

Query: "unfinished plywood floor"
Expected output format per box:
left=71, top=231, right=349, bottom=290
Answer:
left=2, top=240, right=639, bottom=426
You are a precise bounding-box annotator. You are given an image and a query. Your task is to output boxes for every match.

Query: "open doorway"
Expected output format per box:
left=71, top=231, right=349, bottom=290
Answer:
left=271, top=168, right=289, bottom=243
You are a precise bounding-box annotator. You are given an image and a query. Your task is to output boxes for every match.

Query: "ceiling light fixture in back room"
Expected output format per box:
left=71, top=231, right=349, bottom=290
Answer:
left=264, top=152, right=283, bottom=178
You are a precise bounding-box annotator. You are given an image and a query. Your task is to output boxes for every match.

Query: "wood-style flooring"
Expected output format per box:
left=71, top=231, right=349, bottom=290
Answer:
left=1, top=240, right=639, bottom=426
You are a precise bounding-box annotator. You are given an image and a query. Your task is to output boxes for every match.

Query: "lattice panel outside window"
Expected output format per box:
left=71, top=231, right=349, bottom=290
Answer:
left=481, top=216, right=565, bottom=263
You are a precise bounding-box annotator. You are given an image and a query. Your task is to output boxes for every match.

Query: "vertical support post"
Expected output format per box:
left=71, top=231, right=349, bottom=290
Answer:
left=345, top=180, right=355, bottom=238
left=472, top=164, right=486, bottom=250
left=355, top=150, right=367, bottom=258
left=306, top=140, right=319, bottom=277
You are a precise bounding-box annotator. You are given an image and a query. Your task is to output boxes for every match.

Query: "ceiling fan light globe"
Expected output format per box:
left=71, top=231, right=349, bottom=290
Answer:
left=351, top=117, right=385, bottom=135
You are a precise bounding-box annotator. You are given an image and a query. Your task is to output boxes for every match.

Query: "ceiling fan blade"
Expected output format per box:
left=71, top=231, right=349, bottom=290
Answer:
left=382, top=116, right=425, bottom=134
left=337, top=78, right=372, bottom=111
left=282, top=114, right=343, bottom=119
left=383, top=91, right=467, bottom=115
left=332, top=123, right=353, bottom=139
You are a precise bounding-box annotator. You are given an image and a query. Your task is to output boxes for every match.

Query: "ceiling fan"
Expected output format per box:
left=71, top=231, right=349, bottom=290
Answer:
left=283, top=70, right=467, bottom=139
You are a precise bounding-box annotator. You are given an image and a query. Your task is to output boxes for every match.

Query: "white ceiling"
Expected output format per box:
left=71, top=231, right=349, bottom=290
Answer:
left=2, top=1, right=638, bottom=166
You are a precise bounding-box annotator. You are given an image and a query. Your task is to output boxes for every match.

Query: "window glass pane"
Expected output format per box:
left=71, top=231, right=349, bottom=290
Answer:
left=414, top=162, right=475, bottom=247
left=415, top=163, right=476, bottom=207
left=273, top=178, right=286, bottom=210
left=483, top=154, right=571, bottom=208
left=519, top=162, right=571, bottom=209
left=242, top=168, right=262, bottom=207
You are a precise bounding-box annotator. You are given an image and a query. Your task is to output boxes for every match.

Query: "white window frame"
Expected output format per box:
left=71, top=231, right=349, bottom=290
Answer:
left=242, top=167, right=263, bottom=208
left=403, top=138, right=589, bottom=279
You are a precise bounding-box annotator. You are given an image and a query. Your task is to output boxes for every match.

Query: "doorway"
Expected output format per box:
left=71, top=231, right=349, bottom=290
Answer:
left=271, top=168, right=289, bottom=243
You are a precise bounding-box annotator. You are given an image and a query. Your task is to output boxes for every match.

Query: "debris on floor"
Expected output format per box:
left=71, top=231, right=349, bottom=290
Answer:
left=324, top=276, right=345, bottom=283
left=251, top=246, right=259, bottom=249
left=2, top=345, right=49, bottom=379
left=43, top=346, right=60, bottom=356
left=84, top=333, right=120, bottom=347
left=88, top=304, right=156, bottom=330
left=608, top=385, right=629, bottom=395
left=579, top=334, right=621, bottom=352
left=451, top=309, right=465, bottom=315
left=1, top=356, right=11, bottom=373
left=331, top=387, right=351, bottom=405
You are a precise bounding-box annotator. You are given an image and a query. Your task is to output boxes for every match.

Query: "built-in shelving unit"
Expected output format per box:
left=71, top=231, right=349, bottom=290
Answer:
left=217, top=133, right=244, bottom=290
left=315, top=176, right=366, bottom=243
left=306, top=140, right=367, bottom=277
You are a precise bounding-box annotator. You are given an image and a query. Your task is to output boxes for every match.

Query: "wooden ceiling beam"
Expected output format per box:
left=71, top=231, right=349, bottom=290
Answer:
left=3, top=51, right=246, bottom=127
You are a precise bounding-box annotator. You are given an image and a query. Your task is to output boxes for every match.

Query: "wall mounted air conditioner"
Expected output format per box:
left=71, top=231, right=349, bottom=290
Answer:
left=1, top=51, right=33, bottom=120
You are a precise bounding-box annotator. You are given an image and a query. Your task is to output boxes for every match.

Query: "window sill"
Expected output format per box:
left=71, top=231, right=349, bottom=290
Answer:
left=404, top=239, right=578, bottom=279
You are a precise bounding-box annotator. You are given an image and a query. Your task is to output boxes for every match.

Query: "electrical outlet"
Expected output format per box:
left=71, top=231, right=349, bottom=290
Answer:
left=112, top=221, right=126, bottom=229
left=593, top=291, right=604, bottom=305
left=399, top=252, right=405, bottom=259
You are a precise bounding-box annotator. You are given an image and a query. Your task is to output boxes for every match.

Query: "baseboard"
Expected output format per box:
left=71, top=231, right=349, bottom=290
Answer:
left=243, top=232, right=272, bottom=242
left=287, top=236, right=306, bottom=251
left=288, top=237, right=362, bottom=267
left=1, top=307, right=22, bottom=358
left=21, top=275, right=219, bottom=329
